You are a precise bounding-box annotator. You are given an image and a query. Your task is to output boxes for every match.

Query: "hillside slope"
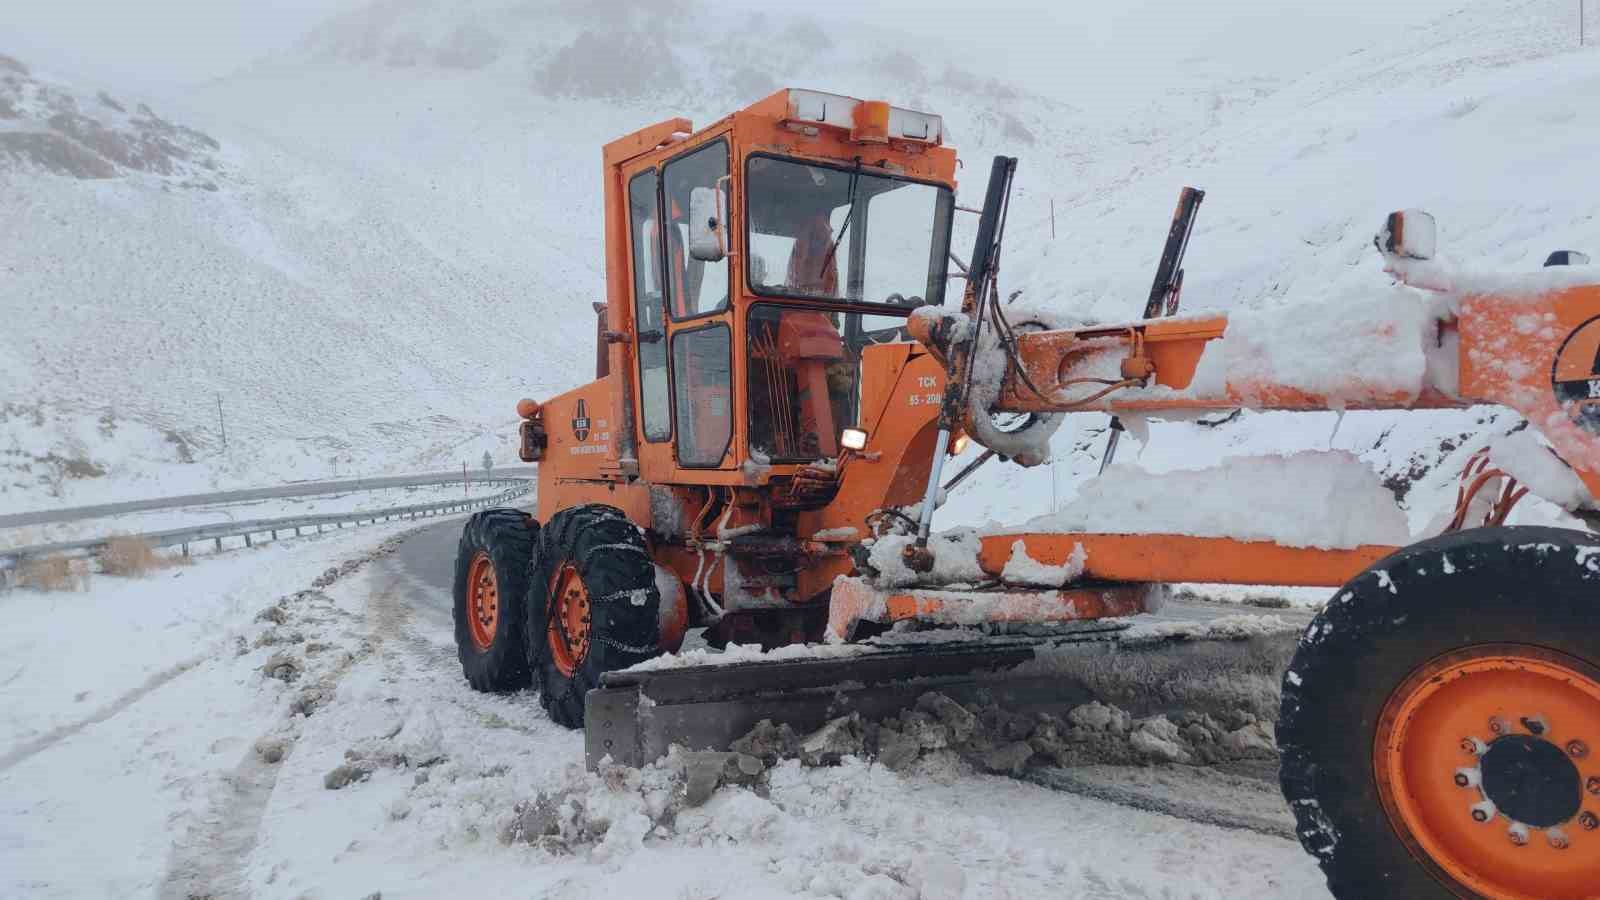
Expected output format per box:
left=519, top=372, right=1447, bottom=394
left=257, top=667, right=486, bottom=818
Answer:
left=942, top=0, right=1600, bottom=535
left=4, top=0, right=1598, bottom=534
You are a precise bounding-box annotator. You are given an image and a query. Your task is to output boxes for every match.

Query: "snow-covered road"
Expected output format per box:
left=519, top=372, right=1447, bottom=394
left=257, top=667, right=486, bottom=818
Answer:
left=1, top=519, right=1330, bottom=898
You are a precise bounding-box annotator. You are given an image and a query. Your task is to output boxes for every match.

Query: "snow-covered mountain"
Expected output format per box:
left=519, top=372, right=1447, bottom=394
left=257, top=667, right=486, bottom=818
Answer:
left=4, top=0, right=1598, bottom=534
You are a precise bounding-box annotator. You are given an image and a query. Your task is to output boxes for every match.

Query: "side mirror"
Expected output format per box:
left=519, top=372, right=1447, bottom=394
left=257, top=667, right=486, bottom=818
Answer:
left=1377, top=209, right=1436, bottom=261
left=688, top=184, right=727, bottom=262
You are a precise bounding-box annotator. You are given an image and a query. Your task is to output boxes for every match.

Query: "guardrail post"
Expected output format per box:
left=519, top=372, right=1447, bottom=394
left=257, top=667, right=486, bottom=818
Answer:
left=244, top=533, right=253, bottom=548
left=182, top=543, right=190, bottom=557
left=214, top=537, right=222, bottom=552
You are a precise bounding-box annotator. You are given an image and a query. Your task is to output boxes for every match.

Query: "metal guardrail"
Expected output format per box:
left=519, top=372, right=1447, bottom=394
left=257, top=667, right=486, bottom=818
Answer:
left=0, top=466, right=540, bottom=530
left=0, top=478, right=535, bottom=579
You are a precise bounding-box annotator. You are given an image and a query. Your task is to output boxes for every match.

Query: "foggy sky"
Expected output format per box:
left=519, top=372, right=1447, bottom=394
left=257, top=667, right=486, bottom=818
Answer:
left=3, top=0, right=1467, bottom=96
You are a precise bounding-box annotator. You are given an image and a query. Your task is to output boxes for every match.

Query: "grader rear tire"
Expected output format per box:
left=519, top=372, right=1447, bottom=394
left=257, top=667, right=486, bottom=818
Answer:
left=526, top=504, right=661, bottom=729
left=452, top=508, right=538, bottom=692
left=1279, top=526, right=1600, bottom=900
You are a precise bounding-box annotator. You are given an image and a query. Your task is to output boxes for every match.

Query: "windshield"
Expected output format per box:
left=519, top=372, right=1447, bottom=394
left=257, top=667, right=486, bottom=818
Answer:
left=744, top=155, right=954, bottom=310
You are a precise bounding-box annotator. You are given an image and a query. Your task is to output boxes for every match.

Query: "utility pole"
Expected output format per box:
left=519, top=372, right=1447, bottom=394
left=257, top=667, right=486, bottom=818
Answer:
left=1583, top=0, right=1587, bottom=47
left=463, top=461, right=469, bottom=497
left=215, top=392, right=227, bottom=450
left=1049, top=197, right=1056, bottom=239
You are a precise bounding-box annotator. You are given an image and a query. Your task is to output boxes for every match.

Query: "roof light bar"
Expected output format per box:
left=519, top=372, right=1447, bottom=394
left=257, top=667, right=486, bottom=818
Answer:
left=783, top=89, right=943, bottom=146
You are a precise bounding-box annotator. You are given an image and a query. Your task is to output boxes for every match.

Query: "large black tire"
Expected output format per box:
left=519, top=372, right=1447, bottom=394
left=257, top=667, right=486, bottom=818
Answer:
left=1280, top=526, right=1600, bottom=899
left=526, top=504, right=661, bottom=728
left=452, top=508, right=537, bottom=692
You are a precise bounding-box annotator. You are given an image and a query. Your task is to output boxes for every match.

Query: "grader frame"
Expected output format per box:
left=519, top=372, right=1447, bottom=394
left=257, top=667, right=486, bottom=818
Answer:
left=462, top=87, right=1600, bottom=900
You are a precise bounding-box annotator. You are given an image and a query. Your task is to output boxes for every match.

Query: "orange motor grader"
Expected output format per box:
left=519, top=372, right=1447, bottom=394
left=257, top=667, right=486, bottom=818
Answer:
left=452, top=88, right=1600, bottom=898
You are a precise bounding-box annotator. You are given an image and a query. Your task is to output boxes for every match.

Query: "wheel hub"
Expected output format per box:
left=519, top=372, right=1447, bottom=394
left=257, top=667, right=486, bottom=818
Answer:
left=1479, top=734, right=1582, bottom=829
left=466, top=551, right=499, bottom=651
left=1374, top=644, right=1600, bottom=899
left=547, top=563, right=592, bottom=677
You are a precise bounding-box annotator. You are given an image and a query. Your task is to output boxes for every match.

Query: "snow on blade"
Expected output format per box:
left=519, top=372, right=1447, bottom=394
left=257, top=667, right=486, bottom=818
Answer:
left=1024, top=450, right=1410, bottom=549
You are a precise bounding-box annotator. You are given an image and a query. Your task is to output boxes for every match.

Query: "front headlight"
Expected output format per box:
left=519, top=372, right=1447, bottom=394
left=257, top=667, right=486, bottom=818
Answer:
left=840, top=428, right=868, bottom=451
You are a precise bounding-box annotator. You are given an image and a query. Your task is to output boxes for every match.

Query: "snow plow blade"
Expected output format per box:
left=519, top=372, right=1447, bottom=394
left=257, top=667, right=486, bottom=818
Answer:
left=584, top=599, right=1313, bottom=769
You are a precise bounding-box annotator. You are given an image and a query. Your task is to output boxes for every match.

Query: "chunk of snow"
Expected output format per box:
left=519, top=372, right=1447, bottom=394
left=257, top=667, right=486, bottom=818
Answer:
left=1218, top=285, right=1449, bottom=408
left=1000, top=539, right=1086, bottom=587
left=1489, top=428, right=1593, bottom=510
left=1023, top=450, right=1410, bottom=549
left=866, top=528, right=986, bottom=589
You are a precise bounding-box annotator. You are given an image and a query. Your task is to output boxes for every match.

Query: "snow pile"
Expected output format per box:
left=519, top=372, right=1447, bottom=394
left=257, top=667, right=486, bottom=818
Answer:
left=1024, top=450, right=1411, bottom=549
left=724, top=692, right=1281, bottom=781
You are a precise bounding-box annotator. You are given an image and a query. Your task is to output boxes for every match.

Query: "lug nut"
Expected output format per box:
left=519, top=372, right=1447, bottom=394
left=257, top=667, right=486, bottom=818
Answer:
left=1587, top=776, right=1600, bottom=796
left=1580, top=812, right=1599, bottom=831
left=1454, top=772, right=1470, bottom=787
left=1471, top=799, right=1497, bottom=823
left=1549, top=828, right=1570, bottom=850
left=1489, top=717, right=1508, bottom=735
left=1509, top=824, right=1529, bottom=846
left=1569, top=740, right=1589, bottom=759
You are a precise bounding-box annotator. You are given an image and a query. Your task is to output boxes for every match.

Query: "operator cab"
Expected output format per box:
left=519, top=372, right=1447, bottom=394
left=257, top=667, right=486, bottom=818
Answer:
left=612, top=89, right=960, bottom=477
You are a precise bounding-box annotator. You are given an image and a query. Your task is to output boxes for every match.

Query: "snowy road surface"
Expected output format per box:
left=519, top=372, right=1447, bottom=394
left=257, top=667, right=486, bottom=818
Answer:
left=1, top=519, right=1330, bottom=898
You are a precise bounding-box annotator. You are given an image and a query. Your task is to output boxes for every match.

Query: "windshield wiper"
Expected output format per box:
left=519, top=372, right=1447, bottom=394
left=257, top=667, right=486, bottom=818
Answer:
left=818, top=158, right=861, bottom=285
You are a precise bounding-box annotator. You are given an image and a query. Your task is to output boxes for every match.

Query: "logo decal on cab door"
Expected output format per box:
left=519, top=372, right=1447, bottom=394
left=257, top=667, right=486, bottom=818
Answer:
left=1552, top=315, right=1600, bottom=434
left=572, top=399, right=591, bottom=442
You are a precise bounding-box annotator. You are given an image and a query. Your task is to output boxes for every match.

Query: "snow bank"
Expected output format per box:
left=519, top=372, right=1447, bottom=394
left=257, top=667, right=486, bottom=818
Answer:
left=1024, top=450, right=1410, bottom=549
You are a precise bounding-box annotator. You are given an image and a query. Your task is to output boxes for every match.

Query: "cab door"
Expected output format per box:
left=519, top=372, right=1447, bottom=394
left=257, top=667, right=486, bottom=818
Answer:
left=659, top=136, right=736, bottom=471
left=625, top=167, right=673, bottom=466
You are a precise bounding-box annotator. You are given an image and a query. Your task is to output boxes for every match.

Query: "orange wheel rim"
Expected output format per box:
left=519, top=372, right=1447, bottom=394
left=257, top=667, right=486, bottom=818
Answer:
left=1375, top=644, right=1600, bottom=899
left=466, top=551, right=499, bottom=650
left=546, top=562, right=591, bottom=677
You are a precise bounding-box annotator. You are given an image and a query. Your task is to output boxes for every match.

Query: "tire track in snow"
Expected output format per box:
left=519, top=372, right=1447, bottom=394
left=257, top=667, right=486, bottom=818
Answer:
left=0, top=653, right=208, bottom=774
left=157, top=529, right=426, bottom=899
left=1023, top=762, right=1298, bottom=840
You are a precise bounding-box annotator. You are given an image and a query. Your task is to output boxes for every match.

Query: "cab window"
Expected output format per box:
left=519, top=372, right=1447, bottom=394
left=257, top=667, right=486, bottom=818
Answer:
left=662, top=140, right=731, bottom=319
left=628, top=170, right=670, bottom=442
left=672, top=324, right=733, bottom=467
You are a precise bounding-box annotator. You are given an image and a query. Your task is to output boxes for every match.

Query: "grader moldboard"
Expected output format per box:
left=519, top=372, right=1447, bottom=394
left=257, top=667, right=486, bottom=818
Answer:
left=451, top=89, right=1600, bottom=898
